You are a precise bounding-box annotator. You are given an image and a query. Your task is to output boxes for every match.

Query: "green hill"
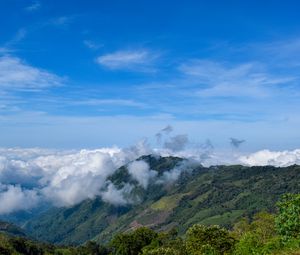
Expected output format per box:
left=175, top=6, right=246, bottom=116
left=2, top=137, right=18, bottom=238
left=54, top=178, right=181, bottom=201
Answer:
left=0, top=220, right=26, bottom=237
left=24, top=155, right=300, bottom=245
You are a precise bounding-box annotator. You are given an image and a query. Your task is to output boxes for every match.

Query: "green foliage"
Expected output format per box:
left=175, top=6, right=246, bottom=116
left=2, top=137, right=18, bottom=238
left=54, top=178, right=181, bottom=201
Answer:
left=275, top=193, right=300, bottom=242
left=250, top=212, right=276, bottom=242
left=142, top=247, right=182, bottom=255
left=1, top=192, right=300, bottom=255
left=231, top=217, right=250, bottom=239
left=141, top=228, right=187, bottom=255
left=77, top=241, right=110, bottom=255
left=186, top=224, right=235, bottom=254
left=233, top=211, right=279, bottom=255
left=110, top=227, right=158, bottom=255
left=233, top=232, right=263, bottom=255
left=232, top=208, right=300, bottom=255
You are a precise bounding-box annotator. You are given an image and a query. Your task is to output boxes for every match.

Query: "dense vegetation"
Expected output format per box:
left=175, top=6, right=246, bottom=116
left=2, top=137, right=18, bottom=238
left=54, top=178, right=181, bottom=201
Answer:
left=25, top=156, right=300, bottom=245
left=1, top=193, right=299, bottom=254
left=0, top=221, right=26, bottom=237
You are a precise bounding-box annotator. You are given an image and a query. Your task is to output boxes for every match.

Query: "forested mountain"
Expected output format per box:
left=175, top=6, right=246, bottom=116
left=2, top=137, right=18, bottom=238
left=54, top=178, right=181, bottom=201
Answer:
left=23, top=155, right=300, bottom=245
left=0, top=220, right=26, bottom=237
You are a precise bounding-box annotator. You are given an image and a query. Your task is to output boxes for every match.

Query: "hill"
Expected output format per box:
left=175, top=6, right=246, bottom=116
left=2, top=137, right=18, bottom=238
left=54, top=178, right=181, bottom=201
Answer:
left=24, top=155, right=300, bottom=245
left=0, top=220, right=26, bottom=237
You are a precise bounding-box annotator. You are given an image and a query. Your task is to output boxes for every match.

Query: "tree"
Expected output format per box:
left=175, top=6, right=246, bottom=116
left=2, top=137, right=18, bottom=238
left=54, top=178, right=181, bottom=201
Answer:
left=231, top=217, right=251, bottom=239
left=141, top=229, right=187, bottom=255
left=251, top=211, right=276, bottom=243
left=275, top=193, right=300, bottom=242
left=142, top=247, right=182, bottom=255
left=110, top=227, right=158, bottom=255
left=77, top=241, right=110, bottom=255
left=233, top=232, right=262, bottom=255
left=185, top=224, right=235, bottom=255
left=232, top=212, right=278, bottom=254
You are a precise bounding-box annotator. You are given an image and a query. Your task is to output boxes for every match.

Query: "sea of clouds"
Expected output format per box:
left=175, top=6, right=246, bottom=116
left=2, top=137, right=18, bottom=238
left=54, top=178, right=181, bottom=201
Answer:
left=0, top=127, right=300, bottom=215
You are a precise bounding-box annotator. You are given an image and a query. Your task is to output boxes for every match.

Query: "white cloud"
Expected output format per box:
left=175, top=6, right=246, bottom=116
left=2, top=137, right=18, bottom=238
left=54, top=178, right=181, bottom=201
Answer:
left=0, top=184, right=39, bottom=214
left=0, top=56, right=63, bottom=90
left=96, top=49, right=158, bottom=71
left=0, top=143, right=151, bottom=214
left=38, top=149, right=121, bottom=206
left=127, top=160, right=157, bottom=188
left=239, top=149, right=300, bottom=167
left=101, top=182, right=134, bottom=206
left=157, top=166, right=182, bottom=184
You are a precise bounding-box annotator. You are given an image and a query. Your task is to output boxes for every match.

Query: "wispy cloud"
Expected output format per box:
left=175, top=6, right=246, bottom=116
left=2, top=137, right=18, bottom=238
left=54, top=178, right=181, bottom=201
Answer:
left=49, top=16, right=73, bottom=27
left=12, top=28, right=27, bottom=43
left=25, top=1, right=41, bottom=12
left=179, top=60, right=295, bottom=98
left=96, top=49, right=159, bottom=71
left=83, top=40, right=103, bottom=50
left=74, top=99, right=146, bottom=108
left=0, top=47, right=14, bottom=54
left=257, top=38, right=300, bottom=67
left=3, top=28, right=27, bottom=48
left=230, top=137, right=245, bottom=148
left=0, top=56, right=63, bottom=90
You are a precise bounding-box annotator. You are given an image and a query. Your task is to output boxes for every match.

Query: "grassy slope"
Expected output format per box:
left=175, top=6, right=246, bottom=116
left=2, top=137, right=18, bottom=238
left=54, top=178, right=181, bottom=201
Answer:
left=25, top=156, right=300, bottom=245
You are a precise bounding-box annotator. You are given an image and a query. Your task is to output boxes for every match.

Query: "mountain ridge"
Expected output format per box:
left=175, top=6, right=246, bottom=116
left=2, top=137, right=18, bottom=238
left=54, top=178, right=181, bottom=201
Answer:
left=16, top=155, right=300, bottom=245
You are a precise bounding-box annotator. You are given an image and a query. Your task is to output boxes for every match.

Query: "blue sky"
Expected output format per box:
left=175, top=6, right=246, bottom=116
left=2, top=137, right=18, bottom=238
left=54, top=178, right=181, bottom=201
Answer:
left=0, top=0, right=300, bottom=150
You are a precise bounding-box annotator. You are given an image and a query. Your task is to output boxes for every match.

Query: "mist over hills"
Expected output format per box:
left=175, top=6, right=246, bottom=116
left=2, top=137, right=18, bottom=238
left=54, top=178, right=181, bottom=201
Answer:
left=0, top=131, right=300, bottom=246
left=21, top=155, right=299, bottom=245
left=1, top=137, right=300, bottom=216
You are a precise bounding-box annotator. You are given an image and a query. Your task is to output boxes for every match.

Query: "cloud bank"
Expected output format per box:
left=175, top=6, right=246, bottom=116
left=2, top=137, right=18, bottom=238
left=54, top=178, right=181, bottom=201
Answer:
left=0, top=142, right=299, bottom=215
left=238, top=149, right=300, bottom=167
left=0, top=142, right=151, bottom=214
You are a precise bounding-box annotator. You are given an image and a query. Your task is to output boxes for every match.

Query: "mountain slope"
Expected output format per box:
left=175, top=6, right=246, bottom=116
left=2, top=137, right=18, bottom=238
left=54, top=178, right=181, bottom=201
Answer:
left=25, top=156, right=300, bottom=245
left=0, top=220, right=26, bottom=237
